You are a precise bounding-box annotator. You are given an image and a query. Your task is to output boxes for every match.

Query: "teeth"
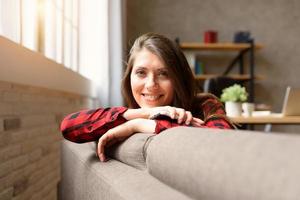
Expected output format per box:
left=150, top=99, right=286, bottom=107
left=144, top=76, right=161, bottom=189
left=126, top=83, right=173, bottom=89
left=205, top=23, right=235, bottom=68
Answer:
left=143, top=94, right=160, bottom=101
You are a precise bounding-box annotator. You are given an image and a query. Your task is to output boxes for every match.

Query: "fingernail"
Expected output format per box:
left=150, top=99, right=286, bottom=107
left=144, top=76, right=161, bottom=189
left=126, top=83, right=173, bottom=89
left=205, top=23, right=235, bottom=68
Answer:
left=100, top=154, right=104, bottom=162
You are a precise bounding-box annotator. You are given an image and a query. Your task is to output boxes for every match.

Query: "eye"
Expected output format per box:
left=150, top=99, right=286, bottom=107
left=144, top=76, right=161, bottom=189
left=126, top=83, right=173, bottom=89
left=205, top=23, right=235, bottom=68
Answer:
left=135, top=69, right=146, bottom=77
left=158, top=70, right=168, bottom=78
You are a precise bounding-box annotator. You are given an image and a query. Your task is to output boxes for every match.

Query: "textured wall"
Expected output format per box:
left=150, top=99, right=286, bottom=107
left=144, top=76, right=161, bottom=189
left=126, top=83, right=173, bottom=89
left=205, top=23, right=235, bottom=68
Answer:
left=126, top=0, right=300, bottom=132
left=0, top=81, right=97, bottom=200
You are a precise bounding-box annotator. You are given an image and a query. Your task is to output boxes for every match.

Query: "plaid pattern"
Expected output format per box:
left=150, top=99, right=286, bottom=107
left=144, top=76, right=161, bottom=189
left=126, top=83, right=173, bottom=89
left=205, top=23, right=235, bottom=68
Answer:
left=60, top=107, right=128, bottom=143
left=155, top=97, right=233, bottom=133
left=60, top=97, right=233, bottom=143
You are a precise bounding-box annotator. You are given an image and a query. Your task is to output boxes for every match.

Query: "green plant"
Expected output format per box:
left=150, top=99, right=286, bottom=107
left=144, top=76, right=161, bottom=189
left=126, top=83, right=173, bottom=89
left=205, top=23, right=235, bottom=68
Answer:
left=220, top=84, right=248, bottom=102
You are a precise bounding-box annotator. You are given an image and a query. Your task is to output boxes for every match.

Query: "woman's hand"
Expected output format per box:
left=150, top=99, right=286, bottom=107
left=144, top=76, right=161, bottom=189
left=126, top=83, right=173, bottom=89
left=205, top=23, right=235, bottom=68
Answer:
left=97, top=119, right=156, bottom=162
left=123, top=106, right=204, bottom=125
left=190, top=117, right=204, bottom=127
left=147, top=106, right=204, bottom=125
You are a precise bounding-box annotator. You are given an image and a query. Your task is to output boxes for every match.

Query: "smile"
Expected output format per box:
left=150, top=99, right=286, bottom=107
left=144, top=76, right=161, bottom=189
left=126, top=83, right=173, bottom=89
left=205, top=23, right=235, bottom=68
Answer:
left=142, top=94, right=163, bottom=101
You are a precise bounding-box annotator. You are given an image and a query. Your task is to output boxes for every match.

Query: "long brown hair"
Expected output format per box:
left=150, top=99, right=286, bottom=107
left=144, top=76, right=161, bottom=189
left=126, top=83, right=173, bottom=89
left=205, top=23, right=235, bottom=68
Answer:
left=122, top=33, right=196, bottom=111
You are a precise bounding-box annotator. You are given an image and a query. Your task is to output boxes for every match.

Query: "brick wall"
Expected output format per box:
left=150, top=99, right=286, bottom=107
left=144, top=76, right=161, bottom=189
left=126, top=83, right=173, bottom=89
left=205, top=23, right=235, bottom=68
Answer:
left=0, top=80, right=99, bottom=200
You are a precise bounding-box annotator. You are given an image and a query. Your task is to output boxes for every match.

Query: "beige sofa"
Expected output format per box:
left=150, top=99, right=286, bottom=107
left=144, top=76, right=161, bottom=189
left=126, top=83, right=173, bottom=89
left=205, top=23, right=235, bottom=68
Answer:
left=59, top=127, right=300, bottom=200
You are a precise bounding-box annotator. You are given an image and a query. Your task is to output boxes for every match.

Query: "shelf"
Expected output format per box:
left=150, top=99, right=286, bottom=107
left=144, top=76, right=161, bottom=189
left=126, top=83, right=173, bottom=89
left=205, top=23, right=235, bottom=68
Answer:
left=180, top=42, right=263, bottom=51
left=230, top=115, right=300, bottom=124
left=194, top=74, right=264, bottom=81
left=180, top=40, right=263, bottom=103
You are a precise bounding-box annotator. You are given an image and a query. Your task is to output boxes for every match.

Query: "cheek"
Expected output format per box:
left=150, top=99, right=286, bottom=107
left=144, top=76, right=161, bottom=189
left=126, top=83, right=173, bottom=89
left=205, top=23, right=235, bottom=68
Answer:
left=163, top=82, right=175, bottom=99
left=130, top=75, right=142, bottom=94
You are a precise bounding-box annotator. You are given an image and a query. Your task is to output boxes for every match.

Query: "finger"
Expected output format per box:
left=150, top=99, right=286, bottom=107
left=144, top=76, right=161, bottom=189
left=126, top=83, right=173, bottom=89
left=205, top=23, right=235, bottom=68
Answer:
left=97, top=139, right=105, bottom=162
left=176, top=108, right=186, bottom=124
left=97, top=141, right=105, bottom=161
left=167, top=106, right=177, bottom=119
left=185, top=111, right=193, bottom=125
left=97, top=137, right=103, bottom=158
left=192, top=122, right=203, bottom=127
left=191, top=117, right=204, bottom=127
left=191, top=120, right=202, bottom=127
left=97, top=134, right=110, bottom=162
left=193, top=117, right=204, bottom=124
left=191, top=121, right=202, bottom=127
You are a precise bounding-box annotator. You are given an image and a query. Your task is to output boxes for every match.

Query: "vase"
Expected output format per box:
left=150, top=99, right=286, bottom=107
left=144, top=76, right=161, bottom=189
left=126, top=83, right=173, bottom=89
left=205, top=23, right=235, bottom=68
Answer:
left=225, top=101, right=242, bottom=117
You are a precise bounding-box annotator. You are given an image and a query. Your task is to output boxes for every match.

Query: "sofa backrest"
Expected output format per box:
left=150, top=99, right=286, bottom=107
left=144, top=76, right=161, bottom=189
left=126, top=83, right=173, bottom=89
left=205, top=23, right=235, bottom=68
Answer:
left=107, top=133, right=155, bottom=170
left=146, top=127, right=300, bottom=200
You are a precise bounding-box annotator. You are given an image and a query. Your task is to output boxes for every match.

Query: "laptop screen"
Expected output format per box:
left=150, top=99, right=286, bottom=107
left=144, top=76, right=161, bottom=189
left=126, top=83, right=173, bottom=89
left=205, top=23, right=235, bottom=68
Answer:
left=282, top=86, right=300, bottom=116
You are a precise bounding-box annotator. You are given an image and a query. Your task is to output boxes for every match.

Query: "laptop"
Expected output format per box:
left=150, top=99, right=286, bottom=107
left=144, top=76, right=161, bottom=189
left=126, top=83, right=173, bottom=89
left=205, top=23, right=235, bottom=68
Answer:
left=249, top=86, right=300, bottom=117
left=281, top=86, right=300, bottom=116
left=282, top=86, right=300, bottom=116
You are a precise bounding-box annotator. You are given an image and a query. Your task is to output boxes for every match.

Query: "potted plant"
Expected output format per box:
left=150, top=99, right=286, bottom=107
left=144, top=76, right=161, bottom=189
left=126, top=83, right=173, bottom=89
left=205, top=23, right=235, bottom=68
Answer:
left=220, top=84, right=248, bottom=117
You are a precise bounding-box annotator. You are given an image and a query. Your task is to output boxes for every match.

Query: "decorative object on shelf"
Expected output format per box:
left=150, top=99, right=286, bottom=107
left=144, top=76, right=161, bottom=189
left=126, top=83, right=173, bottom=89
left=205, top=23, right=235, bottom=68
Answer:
left=184, top=52, right=196, bottom=71
left=204, top=30, right=218, bottom=43
left=195, top=60, right=204, bottom=74
left=242, top=102, right=255, bottom=117
left=220, top=84, right=248, bottom=117
left=174, top=37, right=180, bottom=45
left=233, top=31, right=251, bottom=43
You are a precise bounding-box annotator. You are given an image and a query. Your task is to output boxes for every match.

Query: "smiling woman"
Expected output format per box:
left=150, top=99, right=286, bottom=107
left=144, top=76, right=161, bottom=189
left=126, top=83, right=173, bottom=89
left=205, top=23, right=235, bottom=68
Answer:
left=60, top=33, right=235, bottom=162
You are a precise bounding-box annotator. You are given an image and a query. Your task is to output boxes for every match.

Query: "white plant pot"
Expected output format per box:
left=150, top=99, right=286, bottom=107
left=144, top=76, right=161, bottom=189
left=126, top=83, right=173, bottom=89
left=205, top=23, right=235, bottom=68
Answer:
left=225, top=101, right=242, bottom=117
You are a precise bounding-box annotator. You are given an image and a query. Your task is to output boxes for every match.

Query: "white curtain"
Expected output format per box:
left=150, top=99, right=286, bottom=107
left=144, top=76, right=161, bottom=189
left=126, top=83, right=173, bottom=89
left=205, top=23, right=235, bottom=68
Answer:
left=108, top=0, right=125, bottom=106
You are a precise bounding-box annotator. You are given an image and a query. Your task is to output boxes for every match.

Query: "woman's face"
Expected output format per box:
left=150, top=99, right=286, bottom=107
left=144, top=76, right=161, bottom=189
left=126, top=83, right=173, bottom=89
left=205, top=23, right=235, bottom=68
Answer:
left=130, top=48, right=174, bottom=108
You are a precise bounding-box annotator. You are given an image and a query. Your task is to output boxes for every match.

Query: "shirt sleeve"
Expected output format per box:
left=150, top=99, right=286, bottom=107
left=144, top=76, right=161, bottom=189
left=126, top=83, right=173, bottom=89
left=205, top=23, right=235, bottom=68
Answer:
left=60, top=107, right=128, bottom=143
left=199, top=96, right=234, bottom=129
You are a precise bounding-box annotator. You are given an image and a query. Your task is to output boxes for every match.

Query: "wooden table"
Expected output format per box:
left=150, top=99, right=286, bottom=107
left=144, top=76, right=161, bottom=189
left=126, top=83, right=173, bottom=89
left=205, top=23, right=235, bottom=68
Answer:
left=230, top=114, right=300, bottom=131
left=230, top=114, right=300, bottom=124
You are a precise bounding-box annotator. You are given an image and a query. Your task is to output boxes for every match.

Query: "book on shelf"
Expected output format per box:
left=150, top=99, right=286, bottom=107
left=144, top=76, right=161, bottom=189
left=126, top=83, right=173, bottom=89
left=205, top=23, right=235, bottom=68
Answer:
left=184, top=52, right=196, bottom=71
left=184, top=52, right=204, bottom=75
left=195, top=60, right=204, bottom=75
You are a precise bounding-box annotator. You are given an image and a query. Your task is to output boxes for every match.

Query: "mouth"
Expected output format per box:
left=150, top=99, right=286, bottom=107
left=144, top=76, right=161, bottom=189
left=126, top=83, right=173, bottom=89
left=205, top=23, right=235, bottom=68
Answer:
left=142, top=94, right=163, bottom=101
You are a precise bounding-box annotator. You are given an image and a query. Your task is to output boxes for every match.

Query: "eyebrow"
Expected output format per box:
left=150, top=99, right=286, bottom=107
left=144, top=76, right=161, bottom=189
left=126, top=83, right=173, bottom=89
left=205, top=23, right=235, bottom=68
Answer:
left=133, top=66, right=147, bottom=70
left=133, top=66, right=168, bottom=71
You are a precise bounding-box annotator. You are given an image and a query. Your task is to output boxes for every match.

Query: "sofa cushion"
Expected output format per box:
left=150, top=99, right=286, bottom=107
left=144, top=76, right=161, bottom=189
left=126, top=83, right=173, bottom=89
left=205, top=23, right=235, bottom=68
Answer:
left=107, top=133, right=155, bottom=170
left=60, top=139, right=192, bottom=200
left=146, top=127, right=300, bottom=200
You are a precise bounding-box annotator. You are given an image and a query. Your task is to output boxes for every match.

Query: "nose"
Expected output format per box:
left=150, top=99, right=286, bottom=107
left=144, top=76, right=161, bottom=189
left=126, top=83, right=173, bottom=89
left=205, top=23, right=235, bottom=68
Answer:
left=145, top=75, right=158, bottom=90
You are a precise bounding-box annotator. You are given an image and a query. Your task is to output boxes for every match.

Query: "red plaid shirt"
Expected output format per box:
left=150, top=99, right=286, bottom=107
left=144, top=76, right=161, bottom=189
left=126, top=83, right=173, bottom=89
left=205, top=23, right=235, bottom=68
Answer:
left=60, top=97, right=233, bottom=143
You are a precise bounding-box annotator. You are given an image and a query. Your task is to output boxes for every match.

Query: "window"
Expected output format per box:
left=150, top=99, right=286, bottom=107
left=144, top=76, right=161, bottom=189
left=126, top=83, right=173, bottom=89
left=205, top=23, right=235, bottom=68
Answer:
left=0, top=0, right=21, bottom=43
left=0, top=0, right=109, bottom=84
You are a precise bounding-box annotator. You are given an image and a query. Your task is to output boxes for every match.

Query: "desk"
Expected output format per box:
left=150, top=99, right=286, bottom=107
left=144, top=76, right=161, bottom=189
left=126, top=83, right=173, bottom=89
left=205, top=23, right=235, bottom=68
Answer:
left=230, top=114, right=300, bottom=124
left=230, top=114, right=300, bottom=131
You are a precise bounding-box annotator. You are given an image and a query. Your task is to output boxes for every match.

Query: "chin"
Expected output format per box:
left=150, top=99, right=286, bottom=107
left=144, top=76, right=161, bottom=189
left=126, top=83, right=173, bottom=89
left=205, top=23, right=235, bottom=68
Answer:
left=141, top=104, right=160, bottom=108
left=139, top=101, right=163, bottom=108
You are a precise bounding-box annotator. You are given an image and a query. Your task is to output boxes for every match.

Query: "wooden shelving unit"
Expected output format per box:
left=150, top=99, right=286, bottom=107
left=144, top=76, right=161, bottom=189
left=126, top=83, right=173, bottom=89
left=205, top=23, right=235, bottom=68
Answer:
left=180, top=42, right=263, bottom=51
left=195, top=74, right=264, bottom=81
left=180, top=41, right=263, bottom=102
